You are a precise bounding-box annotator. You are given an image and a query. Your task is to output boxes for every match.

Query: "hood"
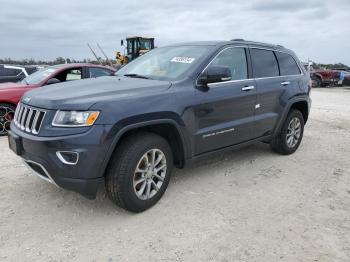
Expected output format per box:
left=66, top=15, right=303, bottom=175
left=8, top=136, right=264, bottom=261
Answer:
left=22, top=76, right=172, bottom=110
left=0, top=82, right=30, bottom=90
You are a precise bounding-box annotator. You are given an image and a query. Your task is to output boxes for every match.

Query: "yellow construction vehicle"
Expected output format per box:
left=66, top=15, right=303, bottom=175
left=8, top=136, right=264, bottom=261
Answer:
left=115, top=36, right=155, bottom=66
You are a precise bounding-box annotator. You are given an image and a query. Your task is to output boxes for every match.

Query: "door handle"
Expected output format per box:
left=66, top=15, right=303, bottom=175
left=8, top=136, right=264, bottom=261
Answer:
left=281, top=81, right=291, bottom=86
left=241, top=86, right=255, bottom=91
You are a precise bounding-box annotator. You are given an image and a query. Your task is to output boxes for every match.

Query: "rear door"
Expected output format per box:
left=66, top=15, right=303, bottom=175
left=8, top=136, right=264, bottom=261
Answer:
left=193, top=46, right=257, bottom=154
left=250, top=48, right=283, bottom=137
left=274, top=51, right=302, bottom=92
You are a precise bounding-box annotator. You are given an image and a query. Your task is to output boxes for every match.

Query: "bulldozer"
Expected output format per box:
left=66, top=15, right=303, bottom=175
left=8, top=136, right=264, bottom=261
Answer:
left=115, top=36, right=155, bottom=66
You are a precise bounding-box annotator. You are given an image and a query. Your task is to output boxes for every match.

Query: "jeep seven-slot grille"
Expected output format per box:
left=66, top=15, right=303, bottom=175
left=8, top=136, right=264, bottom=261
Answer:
left=14, top=103, right=45, bottom=134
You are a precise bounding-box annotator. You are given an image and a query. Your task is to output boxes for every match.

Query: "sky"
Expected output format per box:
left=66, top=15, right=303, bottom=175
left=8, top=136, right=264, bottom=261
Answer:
left=0, top=0, right=349, bottom=64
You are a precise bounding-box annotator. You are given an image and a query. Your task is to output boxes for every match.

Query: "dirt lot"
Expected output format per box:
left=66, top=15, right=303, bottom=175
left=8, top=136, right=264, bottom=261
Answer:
left=0, top=88, right=350, bottom=262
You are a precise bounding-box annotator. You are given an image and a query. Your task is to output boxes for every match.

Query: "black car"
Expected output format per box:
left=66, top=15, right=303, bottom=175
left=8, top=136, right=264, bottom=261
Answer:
left=0, top=65, right=38, bottom=83
left=8, top=40, right=311, bottom=212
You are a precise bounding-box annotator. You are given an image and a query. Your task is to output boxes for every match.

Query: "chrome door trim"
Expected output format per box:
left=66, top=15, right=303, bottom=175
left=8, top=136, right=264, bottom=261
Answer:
left=241, top=86, right=255, bottom=91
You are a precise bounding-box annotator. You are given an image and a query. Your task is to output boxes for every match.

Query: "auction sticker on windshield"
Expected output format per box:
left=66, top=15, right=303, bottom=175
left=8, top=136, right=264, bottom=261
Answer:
left=170, top=57, right=195, bottom=63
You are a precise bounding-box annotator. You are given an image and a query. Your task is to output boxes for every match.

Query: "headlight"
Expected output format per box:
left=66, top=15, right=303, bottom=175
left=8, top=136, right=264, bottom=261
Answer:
left=52, top=111, right=100, bottom=127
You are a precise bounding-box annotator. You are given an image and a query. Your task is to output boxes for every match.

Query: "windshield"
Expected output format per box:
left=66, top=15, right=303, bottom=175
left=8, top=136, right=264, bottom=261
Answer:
left=116, top=45, right=210, bottom=81
left=21, top=67, right=56, bottom=85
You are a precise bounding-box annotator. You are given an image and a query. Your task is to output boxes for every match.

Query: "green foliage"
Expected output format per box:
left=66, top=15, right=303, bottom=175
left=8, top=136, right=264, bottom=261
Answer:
left=312, top=62, right=349, bottom=70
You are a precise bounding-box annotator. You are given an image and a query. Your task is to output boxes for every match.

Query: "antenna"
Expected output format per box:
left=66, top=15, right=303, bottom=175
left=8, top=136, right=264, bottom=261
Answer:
left=87, top=43, right=102, bottom=64
left=97, top=43, right=113, bottom=67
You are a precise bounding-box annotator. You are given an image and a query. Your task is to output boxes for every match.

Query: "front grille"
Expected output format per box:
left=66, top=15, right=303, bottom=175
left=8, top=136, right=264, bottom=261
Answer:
left=14, top=103, right=46, bottom=134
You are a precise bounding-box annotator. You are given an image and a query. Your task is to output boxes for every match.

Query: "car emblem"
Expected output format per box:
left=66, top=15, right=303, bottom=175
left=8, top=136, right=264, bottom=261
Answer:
left=23, top=97, right=31, bottom=103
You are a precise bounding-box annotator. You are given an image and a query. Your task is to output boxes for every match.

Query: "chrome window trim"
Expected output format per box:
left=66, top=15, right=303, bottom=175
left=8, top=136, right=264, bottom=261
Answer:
left=198, top=45, right=304, bottom=87
left=207, top=78, right=252, bottom=87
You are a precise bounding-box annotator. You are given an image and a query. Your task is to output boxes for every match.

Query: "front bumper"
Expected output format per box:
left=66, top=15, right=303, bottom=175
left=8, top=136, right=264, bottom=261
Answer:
left=8, top=124, right=114, bottom=198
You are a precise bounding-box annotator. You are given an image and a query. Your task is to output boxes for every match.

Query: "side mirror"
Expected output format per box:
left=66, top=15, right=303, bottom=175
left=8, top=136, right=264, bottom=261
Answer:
left=197, top=65, right=232, bottom=86
left=46, top=78, right=61, bottom=85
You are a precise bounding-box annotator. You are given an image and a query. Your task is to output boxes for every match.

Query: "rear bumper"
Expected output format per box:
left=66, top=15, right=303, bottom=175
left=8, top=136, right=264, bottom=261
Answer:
left=8, top=124, right=114, bottom=198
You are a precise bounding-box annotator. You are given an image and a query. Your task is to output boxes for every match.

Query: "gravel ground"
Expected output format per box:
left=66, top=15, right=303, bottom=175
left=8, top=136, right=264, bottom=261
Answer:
left=0, top=88, right=350, bottom=262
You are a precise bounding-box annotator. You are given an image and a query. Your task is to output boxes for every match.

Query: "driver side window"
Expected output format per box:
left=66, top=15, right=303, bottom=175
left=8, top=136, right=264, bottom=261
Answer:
left=53, top=68, right=82, bottom=82
left=210, top=48, right=248, bottom=80
left=66, top=69, right=82, bottom=81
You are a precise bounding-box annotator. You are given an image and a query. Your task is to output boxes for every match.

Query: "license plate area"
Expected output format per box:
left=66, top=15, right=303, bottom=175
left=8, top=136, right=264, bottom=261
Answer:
left=8, top=132, right=23, bottom=156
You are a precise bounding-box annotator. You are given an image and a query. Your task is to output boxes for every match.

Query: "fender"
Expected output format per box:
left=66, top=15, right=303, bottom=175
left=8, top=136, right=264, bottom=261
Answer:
left=314, top=73, right=323, bottom=81
left=98, top=117, right=190, bottom=177
left=272, top=95, right=311, bottom=137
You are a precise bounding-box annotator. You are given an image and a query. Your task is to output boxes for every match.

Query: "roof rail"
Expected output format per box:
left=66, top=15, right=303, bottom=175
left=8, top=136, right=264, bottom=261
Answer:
left=231, top=38, right=245, bottom=41
left=276, top=44, right=284, bottom=48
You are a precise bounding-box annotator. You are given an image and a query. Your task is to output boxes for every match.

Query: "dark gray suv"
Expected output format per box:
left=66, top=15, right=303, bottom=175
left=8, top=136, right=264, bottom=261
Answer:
left=8, top=39, right=311, bottom=212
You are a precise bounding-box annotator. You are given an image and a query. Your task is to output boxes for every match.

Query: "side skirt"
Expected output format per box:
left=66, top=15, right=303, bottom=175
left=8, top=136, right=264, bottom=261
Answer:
left=185, top=135, right=272, bottom=167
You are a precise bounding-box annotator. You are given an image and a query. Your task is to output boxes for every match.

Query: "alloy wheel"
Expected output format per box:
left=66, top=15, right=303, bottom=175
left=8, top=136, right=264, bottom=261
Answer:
left=0, top=106, right=15, bottom=135
left=133, top=149, right=167, bottom=200
left=286, top=117, right=301, bottom=148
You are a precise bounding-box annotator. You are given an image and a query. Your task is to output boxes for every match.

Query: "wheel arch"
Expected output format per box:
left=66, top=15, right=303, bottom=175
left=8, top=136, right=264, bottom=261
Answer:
left=273, top=98, right=310, bottom=137
left=101, top=119, right=188, bottom=177
left=290, top=101, right=309, bottom=123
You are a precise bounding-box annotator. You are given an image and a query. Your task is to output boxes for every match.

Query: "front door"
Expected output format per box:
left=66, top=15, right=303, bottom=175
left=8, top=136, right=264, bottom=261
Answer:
left=193, top=47, right=257, bottom=155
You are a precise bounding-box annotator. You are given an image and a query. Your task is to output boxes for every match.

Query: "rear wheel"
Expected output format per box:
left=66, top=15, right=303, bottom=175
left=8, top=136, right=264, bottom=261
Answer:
left=0, top=103, right=16, bottom=136
left=270, top=109, right=304, bottom=155
left=105, top=132, right=173, bottom=212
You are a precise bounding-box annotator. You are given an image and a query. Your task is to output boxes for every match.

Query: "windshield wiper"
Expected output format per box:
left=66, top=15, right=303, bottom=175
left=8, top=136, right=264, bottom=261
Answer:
left=123, top=74, right=152, bottom=80
left=22, top=79, right=29, bottom=85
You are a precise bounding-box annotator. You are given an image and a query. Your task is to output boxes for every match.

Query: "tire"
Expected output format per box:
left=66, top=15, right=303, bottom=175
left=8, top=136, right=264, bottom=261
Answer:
left=313, top=77, right=322, bottom=87
left=270, top=110, right=304, bottom=155
left=0, top=103, right=16, bottom=136
left=105, top=132, right=173, bottom=212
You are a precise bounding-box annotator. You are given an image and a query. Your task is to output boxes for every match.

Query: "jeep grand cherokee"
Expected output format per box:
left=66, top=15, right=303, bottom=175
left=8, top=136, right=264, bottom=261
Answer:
left=8, top=40, right=311, bottom=212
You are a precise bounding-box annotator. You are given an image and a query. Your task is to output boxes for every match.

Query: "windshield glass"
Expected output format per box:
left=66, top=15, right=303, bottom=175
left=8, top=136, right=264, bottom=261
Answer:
left=21, top=67, right=56, bottom=85
left=116, top=45, right=210, bottom=81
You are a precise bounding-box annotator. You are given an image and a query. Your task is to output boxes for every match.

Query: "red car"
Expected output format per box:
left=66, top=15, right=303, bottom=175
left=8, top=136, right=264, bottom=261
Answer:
left=0, top=63, right=115, bottom=135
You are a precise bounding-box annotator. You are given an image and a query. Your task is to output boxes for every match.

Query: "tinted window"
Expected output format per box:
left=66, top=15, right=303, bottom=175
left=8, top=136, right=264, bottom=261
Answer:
left=276, top=52, right=301, bottom=76
left=210, top=47, right=248, bottom=80
left=251, top=49, right=279, bottom=78
left=89, top=67, right=113, bottom=78
left=0, top=67, right=22, bottom=77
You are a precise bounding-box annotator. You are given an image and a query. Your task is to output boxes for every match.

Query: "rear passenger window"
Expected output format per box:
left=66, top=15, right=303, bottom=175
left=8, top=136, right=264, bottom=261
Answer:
left=89, top=67, right=113, bottom=78
left=210, top=47, right=248, bottom=80
left=251, top=49, right=279, bottom=78
left=275, top=52, right=301, bottom=76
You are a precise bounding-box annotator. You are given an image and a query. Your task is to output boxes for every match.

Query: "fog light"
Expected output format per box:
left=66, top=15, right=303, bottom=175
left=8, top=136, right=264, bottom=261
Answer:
left=56, top=151, right=79, bottom=165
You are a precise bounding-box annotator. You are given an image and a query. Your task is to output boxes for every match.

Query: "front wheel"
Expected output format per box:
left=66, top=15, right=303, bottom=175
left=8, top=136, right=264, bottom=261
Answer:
left=105, top=132, right=173, bottom=212
left=270, top=110, right=304, bottom=155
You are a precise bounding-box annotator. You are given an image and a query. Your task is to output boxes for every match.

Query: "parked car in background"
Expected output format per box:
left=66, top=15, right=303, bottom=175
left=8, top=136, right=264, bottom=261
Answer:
left=0, top=63, right=115, bottom=135
left=0, top=65, right=38, bottom=83
left=341, top=73, right=350, bottom=86
left=310, top=69, right=340, bottom=87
